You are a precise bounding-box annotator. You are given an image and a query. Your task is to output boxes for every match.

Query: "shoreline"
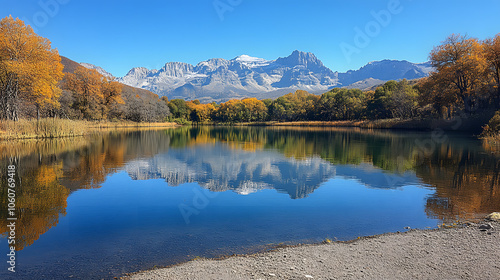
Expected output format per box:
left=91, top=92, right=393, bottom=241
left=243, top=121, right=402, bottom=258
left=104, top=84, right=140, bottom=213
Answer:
left=0, top=119, right=178, bottom=140
left=1, top=116, right=495, bottom=140
left=125, top=220, right=500, bottom=280
left=206, top=115, right=492, bottom=134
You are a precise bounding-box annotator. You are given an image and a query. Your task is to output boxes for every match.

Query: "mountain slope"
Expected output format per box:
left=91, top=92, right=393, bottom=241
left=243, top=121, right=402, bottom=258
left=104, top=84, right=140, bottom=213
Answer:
left=60, top=56, right=161, bottom=102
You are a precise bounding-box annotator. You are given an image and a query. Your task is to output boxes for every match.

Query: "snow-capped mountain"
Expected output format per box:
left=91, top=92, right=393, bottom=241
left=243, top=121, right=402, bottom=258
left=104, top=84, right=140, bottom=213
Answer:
left=117, top=50, right=339, bottom=102
left=114, top=51, right=432, bottom=102
left=80, top=62, right=115, bottom=79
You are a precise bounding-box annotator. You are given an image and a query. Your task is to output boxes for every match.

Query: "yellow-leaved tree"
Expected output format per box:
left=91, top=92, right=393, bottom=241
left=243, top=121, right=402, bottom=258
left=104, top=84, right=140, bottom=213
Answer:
left=0, top=16, right=63, bottom=120
left=428, top=34, right=488, bottom=112
left=483, top=34, right=500, bottom=98
left=64, top=67, right=123, bottom=120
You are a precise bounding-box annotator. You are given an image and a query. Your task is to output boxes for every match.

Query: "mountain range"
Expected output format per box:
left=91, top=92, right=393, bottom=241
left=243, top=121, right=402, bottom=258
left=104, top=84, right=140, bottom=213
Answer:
left=81, top=51, right=433, bottom=103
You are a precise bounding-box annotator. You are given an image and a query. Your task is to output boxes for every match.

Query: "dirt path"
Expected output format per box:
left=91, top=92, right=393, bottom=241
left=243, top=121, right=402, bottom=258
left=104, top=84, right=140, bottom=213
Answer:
left=126, top=221, right=499, bottom=280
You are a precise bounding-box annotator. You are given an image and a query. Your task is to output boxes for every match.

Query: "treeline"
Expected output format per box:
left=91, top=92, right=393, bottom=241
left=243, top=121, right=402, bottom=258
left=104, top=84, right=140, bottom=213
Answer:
left=0, top=16, right=169, bottom=122
left=168, top=85, right=418, bottom=123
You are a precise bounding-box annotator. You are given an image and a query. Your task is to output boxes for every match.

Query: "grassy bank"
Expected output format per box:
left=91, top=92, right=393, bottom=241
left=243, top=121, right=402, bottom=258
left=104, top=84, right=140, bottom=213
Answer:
left=1, top=116, right=492, bottom=140
left=0, top=118, right=177, bottom=140
left=213, top=116, right=490, bottom=133
left=266, top=119, right=431, bottom=129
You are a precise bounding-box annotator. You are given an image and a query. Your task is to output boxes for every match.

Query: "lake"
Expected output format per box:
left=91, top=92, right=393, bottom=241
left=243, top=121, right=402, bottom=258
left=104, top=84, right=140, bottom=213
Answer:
left=1, top=126, right=499, bottom=279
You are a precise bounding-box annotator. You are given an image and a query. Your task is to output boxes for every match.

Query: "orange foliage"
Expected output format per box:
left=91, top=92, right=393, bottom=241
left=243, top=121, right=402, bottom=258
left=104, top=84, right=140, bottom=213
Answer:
left=428, top=34, right=488, bottom=111
left=0, top=162, right=70, bottom=250
left=215, top=98, right=268, bottom=122
left=483, top=33, right=500, bottom=91
left=64, top=67, right=123, bottom=119
left=0, top=16, right=64, bottom=120
left=186, top=101, right=215, bottom=122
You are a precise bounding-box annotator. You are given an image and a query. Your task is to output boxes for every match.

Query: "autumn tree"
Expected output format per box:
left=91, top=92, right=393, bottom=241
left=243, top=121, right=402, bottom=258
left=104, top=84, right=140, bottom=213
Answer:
left=428, top=34, right=488, bottom=112
left=483, top=33, right=500, bottom=103
left=211, top=98, right=268, bottom=123
left=241, top=98, right=268, bottom=122
left=417, top=76, right=459, bottom=118
left=187, top=102, right=215, bottom=123
left=160, top=96, right=168, bottom=105
left=64, top=67, right=123, bottom=120
left=101, top=79, right=124, bottom=117
left=0, top=16, right=64, bottom=120
left=64, top=68, right=104, bottom=119
left=214, top=99, right=241, bottom=123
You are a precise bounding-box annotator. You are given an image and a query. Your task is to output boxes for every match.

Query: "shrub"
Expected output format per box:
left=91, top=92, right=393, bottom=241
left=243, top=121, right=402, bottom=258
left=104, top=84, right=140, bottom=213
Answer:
left=481, top=110, right=500, bottom=137
left=171, top=118, right=192, bottom=126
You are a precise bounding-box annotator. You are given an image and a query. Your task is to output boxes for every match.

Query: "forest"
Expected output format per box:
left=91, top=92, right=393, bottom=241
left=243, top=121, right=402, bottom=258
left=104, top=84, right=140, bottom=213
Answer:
left=1, top=16, right=500, bottom=137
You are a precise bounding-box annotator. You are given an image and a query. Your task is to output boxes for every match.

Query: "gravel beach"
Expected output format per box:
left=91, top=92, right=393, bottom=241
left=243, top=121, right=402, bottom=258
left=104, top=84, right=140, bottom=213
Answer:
left=126, top=221, right=500, bottom=280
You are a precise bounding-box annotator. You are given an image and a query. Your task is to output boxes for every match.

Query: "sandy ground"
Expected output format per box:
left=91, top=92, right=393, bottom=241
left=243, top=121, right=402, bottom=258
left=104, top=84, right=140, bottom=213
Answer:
left=126, top=221, right=500, bottom=280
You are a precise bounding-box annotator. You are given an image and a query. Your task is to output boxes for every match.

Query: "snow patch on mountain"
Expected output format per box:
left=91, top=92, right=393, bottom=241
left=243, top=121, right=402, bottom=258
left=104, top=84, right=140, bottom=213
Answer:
left=233, top=55, right=271, bottom=68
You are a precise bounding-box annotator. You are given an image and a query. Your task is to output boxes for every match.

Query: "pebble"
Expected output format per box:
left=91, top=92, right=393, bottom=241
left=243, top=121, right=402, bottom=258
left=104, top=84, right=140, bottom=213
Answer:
left=305, top=275, right=314, bottom=278
left=479, top=223, right=493, bottom=231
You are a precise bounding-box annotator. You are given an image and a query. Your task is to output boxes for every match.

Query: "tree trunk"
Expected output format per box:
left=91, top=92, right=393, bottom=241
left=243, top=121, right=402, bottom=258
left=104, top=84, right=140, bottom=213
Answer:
left=462, top=94, right=474, bottom=114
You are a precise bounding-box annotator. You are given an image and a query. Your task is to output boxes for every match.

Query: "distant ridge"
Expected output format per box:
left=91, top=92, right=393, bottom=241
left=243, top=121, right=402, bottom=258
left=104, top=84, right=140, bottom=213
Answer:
left=81, top=52, right=434, bottom=103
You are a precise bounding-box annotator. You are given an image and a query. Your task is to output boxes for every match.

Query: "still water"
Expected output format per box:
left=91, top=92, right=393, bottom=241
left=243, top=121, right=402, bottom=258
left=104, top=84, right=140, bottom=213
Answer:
left=1, top=126, right=499, bottom=279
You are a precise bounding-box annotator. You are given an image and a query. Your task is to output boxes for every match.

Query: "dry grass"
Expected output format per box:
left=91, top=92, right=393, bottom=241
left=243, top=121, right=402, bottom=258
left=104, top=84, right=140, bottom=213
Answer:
left=0, top=118, right=177, bottom=140
left=0, top=118, right=88, bottom=139
left=90, top=120, right=178, bottom=129
left=237, top=119, right=434, bottom=130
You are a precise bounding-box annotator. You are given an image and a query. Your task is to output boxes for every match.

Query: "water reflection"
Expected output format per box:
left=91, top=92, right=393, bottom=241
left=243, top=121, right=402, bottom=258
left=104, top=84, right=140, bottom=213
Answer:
left=419, top=146, right=500, bottom=220
left=0, top=131, right=171, bottom=251
left=0, top=126, right=499, bottom=255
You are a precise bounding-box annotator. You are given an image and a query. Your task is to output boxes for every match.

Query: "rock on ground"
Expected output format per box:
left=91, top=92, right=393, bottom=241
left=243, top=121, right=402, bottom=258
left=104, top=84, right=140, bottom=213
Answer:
left=125, top=222, right=500, bottom=280
left=486, top=212, right=500, bottom=221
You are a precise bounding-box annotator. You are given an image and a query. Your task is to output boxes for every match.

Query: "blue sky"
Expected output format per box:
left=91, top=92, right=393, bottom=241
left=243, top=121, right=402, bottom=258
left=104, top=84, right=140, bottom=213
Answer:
left=2, top=0, right=499, bottom=77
